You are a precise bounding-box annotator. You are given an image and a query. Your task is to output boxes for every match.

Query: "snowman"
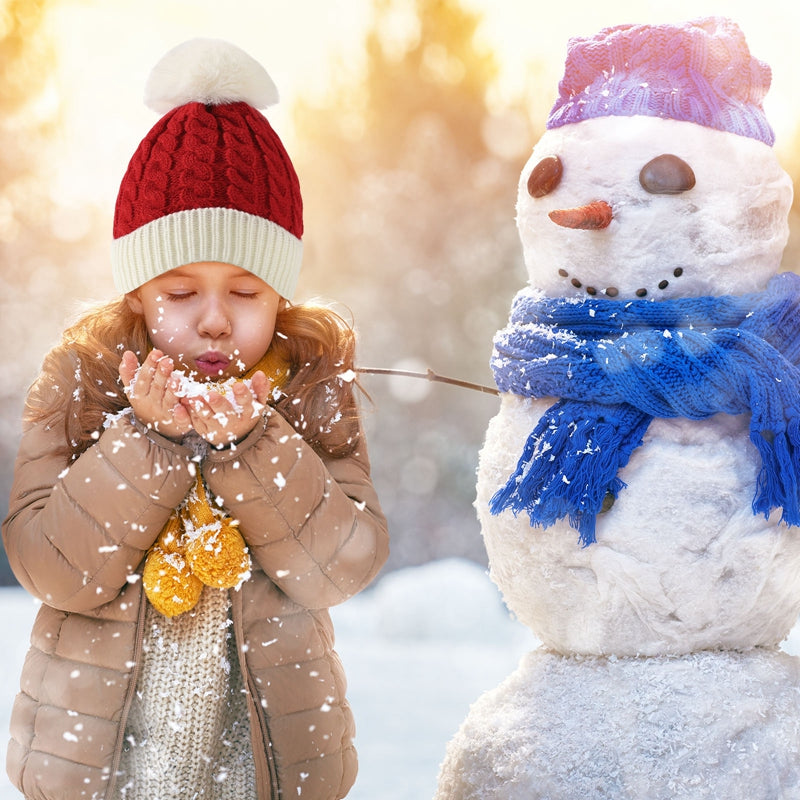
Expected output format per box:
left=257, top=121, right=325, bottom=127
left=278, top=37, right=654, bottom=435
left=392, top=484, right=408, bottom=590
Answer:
left=436, top=17, right=800, bottom=799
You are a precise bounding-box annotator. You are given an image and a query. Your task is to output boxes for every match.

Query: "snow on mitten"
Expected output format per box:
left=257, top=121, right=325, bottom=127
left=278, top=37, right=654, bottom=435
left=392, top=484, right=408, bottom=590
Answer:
left=142, top=512, right=204, bottom=617
left=183, top=478, right=252, bottom=589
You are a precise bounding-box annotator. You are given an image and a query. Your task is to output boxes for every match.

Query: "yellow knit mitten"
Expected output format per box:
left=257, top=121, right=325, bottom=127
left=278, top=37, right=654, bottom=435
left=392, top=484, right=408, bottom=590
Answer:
left=143, top=478, right=252, bottom=617
left=183, top=478, right=252, bottom=589
left=142, top=512, right=204, bottom=618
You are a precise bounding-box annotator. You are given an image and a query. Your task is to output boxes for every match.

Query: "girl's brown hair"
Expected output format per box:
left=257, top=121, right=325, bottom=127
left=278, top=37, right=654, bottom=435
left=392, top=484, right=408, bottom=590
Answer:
left=29, top=296, right=363, bottom=460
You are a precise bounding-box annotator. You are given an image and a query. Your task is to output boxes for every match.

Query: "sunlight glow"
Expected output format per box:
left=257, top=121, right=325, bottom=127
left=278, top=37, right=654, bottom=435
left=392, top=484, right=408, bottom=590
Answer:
left=45, top=0, right=799, bottom=212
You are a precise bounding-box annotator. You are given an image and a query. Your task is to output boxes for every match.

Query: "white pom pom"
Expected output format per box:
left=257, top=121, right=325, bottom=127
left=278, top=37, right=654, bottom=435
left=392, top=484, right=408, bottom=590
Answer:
left=144, top=38, right=279, bottom=114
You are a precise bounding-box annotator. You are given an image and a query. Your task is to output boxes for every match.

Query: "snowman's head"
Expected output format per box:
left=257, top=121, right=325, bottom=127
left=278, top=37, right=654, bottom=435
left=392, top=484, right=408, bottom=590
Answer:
left=519, top=17, right=793, bottom=300
left=518, top=116, right=792, bottom=299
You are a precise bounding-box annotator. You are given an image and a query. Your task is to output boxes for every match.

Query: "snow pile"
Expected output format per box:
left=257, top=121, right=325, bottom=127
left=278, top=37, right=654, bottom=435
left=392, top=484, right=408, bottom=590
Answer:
left=436, top=647, right=800, bottom=800
left=333, top=556, right=533, bottom=645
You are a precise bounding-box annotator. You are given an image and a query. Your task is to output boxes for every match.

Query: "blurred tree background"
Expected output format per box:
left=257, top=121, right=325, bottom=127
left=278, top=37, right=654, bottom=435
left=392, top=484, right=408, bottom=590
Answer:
left=0, top=0, right=798, bottom=583
left=292, top=0, right=536, bottom=570
left=0, top=0, right=107, bottom=583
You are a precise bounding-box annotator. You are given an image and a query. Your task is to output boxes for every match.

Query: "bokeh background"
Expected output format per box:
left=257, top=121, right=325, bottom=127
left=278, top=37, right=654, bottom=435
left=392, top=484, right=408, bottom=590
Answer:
left=1, top=0, right=799, bottom=584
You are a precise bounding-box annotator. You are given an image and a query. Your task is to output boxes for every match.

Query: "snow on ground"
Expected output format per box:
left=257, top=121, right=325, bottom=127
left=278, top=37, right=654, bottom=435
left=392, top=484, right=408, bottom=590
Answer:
left=2, top=557, right=800, bottom=800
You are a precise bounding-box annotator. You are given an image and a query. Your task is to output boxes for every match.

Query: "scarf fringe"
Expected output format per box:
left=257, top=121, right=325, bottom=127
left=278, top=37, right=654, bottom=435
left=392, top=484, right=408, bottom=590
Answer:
left=489, top=402, right=651, bottom=546
left=751, top=421, right=800, bottom=527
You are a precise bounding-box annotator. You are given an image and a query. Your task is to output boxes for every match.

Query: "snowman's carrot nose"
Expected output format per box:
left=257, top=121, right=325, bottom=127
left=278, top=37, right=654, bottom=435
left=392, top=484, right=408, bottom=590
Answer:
left=549, top=200, right=613, bottom=230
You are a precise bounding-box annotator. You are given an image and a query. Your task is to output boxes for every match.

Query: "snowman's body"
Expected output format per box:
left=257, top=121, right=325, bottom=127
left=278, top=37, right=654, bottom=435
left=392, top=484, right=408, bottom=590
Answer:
left=436, top=63, right=800, bottom=797
left=479, top=397, right=800, bottom=657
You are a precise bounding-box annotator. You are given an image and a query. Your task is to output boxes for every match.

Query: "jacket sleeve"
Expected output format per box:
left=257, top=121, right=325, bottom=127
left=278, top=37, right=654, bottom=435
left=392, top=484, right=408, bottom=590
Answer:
left=1, top=351, right=197, bottom=613
left=203, top=407, right=389, bottom=610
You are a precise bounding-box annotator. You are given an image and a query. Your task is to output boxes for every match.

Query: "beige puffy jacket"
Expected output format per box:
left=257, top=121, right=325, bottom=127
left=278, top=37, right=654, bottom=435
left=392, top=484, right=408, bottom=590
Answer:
left=3, top=350, right=389, bottom=800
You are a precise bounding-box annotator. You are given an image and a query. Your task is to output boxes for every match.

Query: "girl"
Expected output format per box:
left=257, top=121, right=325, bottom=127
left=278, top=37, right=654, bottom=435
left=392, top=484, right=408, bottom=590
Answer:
left=2, top=39, right=389, bottom=800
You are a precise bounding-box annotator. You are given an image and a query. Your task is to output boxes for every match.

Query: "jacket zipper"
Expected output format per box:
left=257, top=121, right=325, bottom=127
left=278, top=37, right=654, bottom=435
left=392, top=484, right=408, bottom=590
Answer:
left=232, top=589, right=281, bottom=799
left=104, top=584, right=148, bottom=799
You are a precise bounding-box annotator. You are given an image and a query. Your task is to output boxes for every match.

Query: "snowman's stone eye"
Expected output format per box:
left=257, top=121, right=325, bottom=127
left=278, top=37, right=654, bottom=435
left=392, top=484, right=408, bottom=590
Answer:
left=639, top=154, right=696, bottom=194
left=527, top=155, right=563, bottom=198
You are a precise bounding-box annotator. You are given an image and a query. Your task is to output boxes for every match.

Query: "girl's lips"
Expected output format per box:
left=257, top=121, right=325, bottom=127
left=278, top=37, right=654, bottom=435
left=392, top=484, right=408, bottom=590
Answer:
left=194, top=353, right=231, bottom=376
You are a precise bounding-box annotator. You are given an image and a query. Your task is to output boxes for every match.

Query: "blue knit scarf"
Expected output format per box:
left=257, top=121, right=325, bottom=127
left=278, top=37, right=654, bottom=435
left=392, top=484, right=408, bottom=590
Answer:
left=489, top=272, right=800, bottom=546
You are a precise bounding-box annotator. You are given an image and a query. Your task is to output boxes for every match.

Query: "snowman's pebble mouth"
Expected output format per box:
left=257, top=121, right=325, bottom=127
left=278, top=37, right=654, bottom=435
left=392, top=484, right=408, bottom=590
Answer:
left=557, top=266, right=684, bottom=298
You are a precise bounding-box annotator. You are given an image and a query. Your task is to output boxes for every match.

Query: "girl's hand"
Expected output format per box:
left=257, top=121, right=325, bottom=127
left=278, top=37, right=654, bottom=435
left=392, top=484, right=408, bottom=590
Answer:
left=119, top=350, right=192, bottom=440
left=182, top=370, right=271, bottom=447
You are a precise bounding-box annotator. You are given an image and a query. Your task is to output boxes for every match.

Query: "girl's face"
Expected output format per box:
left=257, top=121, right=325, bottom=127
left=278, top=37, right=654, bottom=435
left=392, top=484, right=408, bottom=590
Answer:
left=126, top=261, right=281, bottom=380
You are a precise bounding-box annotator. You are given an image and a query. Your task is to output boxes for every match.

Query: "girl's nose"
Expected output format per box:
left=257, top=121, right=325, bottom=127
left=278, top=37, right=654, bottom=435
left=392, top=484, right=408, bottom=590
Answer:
left=198, top=300, right=232, bottom=338
left=549, top=200, right=613, bottom=230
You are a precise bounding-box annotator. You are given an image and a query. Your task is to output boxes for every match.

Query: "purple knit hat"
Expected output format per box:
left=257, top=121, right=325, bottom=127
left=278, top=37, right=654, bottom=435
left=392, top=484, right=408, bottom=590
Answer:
left=547, top=17, right=775, bottom=145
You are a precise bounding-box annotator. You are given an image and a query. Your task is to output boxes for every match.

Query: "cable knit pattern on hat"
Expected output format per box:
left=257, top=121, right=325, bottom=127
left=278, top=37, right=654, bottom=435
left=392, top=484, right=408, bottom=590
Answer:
left=546, top=16, right=775, bottom=145
left=113, top=103, right=301, bottom=239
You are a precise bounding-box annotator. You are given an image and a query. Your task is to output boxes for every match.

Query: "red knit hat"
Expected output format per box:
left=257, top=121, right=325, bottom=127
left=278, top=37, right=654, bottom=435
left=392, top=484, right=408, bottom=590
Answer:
left=111, top=39, right=303, bottom=299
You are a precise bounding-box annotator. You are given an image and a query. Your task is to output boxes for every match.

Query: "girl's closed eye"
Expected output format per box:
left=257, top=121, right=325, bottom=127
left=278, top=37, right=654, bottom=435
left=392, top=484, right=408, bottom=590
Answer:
left=230, top=278, right=266, bottom=299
